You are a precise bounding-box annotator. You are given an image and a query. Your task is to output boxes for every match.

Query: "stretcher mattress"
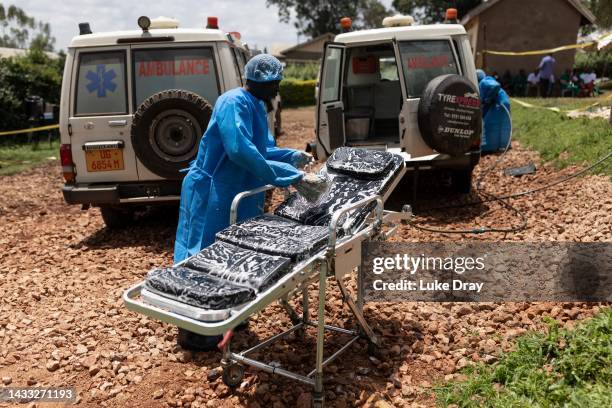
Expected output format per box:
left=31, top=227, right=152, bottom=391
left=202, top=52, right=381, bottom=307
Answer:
left=216, top=214, right=329, bottom=261
left=185, top=241, right=292, bottom=291
left=145, top=267, right=255, bottom=309
left=275, top=150, right=403, bottom=228
left=143, top=147, right=405, bottom=315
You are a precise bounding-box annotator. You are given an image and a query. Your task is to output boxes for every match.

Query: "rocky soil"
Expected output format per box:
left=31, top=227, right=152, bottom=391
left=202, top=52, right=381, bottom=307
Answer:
left=0, top=107, right=610, bottom=407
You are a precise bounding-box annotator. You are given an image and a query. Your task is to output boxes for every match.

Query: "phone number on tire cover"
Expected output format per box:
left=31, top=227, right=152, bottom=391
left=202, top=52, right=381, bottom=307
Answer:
left=0, top=387, right=76, bottom=402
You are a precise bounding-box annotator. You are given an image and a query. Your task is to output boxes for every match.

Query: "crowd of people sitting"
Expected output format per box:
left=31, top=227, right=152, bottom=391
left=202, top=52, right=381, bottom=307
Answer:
left=491, top=68, right=601, bottom=98
left=487, top=54, right=602, bottom=98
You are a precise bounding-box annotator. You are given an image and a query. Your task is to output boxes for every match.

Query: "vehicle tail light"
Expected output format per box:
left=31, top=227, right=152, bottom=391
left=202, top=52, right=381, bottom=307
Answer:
left=60, top=144, right=76, bottom=182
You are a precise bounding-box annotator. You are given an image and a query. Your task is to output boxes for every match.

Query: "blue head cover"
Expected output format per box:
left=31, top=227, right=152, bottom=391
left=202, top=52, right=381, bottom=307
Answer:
left=245, top=54, right=283, bottom=82
left=476, top=69, right=486, bottom=82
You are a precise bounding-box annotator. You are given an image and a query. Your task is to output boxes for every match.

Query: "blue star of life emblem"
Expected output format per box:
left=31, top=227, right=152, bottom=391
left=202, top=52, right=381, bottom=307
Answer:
left=86, top=64, right=117, bottom=97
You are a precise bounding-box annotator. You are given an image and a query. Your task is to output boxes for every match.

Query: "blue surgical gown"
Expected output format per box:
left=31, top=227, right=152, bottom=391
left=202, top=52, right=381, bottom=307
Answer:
left=174, top=88, right=304, bottom=263
left=479, top=76, right=511, bottom=153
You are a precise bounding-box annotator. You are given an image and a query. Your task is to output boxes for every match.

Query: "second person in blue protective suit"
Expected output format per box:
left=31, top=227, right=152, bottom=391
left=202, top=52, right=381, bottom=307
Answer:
left=174, top=54, right=311, bottom=263
left=477, top=69, right=511, bottom=153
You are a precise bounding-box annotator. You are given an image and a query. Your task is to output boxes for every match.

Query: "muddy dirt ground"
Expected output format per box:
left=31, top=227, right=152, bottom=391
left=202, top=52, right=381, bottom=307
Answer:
left=0, top=107, right=610, bottom=407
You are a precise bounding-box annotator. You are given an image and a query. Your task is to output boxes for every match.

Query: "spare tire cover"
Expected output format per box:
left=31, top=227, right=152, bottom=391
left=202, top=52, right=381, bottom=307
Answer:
left=131, top=89, right=212, bottom=179
left=417, top=74, right=481, bottom=157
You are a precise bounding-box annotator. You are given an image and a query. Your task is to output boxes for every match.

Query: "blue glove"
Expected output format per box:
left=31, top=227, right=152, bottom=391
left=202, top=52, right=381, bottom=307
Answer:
left=292, top=151, right=313, bottom=169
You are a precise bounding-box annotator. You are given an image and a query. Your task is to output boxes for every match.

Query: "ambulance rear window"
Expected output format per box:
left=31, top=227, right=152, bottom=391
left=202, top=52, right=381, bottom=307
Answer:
left=399, top=40, right=459, bottom=98
left=75, top=51, right=128, bottom=116
left=133, top=47, right=220, bottom=106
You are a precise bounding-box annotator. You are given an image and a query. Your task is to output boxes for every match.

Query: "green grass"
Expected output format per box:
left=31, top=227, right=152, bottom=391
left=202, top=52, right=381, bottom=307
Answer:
left=0, top=140, right=59, bottom=175
left=436, top=308, right=612, bottom=407
left=511, top=96, right=612, bottom=175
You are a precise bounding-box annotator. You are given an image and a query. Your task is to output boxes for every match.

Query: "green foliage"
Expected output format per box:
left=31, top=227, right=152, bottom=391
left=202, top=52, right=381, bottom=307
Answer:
left=0, top=3, right=55, bottom=51
left=280, top=78, right=317, bottom=106
left=283, top=62, right=320, bottom=80
left=574, top=49, right=612, bottom=77
left=0, top=49, right=64, bottom=132
left=392, top=0, right=483, bottom=24
left=0, top=139, right=58, bottom=175
left=510, top=96, right=612, bottom=175
left=582, top=0, right=612, bottom=31
left=266, top=0, right=391, bottom=39
left=436, top=309, right=612, bottom=407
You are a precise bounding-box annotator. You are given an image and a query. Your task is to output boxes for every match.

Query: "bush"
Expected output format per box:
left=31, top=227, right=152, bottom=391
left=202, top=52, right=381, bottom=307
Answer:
left=283, top=62, right=320, bottom=80
left=280, top=79, right=317, bottom=106
left=574, top=49, right=612, bottom=77
left=0, top=48, right=64, bottom=136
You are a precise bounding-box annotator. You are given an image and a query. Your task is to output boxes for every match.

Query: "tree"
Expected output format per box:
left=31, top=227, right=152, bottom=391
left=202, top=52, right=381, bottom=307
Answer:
left=266, top=0, right=391, bottom=39
left=582, top=0, right=612, bottom=30
left=392, top=0, right=483, bottom=24
left=0, top=49, right=63, bottom=132
left=0, top=3, right=56, bottom=51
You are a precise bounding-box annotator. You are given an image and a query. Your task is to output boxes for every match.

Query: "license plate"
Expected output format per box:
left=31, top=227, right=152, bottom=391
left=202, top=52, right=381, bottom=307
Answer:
left=85, top=149, right=124, bottom=172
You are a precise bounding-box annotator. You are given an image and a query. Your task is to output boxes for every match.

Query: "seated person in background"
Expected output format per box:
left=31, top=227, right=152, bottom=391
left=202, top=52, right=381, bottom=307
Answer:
left=560, top=69, right=579, bottom=97
left=501, top=70, right=513, bottom=95
left=579, top=69, right=597, bottom=97
left=512, top=69, right=528, bottom=97
left=527, top=69, right=540, bottom=97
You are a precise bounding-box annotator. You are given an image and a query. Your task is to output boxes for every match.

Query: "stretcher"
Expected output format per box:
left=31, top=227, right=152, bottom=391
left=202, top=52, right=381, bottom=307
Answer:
left=123, top=147, right=411, bottom=407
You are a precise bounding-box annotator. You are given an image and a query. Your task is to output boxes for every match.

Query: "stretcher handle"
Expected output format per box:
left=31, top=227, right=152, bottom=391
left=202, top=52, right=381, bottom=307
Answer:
left=218, top=330, right=234, bottom=350
left=327, top=195, right=384, bottom=253
left=230, top=184, right=276, bottom=225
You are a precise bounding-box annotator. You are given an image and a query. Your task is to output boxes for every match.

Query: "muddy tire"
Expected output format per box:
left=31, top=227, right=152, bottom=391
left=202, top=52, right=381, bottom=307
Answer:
left=100, top=206, right=134, bottom=229
left=131, top=90, right=212, bottom=179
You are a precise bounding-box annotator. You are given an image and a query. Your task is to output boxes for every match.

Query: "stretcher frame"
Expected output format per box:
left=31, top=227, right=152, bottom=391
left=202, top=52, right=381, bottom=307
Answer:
left=123, top=166, right=410, bottom=407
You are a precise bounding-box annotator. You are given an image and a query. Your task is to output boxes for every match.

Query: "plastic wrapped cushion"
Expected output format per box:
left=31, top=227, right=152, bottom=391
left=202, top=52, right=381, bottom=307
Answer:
left=185, top=241, right=291, bottom=292
left=326, top=147, right=394, bottom=178
left=275, top=154, right=404, bottom=227
left=216, top=214, right=328, bottom=261
left=145, top=267, right=255, bottom=310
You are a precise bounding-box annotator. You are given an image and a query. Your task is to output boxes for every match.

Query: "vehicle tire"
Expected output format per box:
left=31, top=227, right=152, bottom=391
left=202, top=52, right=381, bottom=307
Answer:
left=452, top=169, right=473, bottom=194
left=177, top=328, right=222, bottom=352
left=100, top=206, right=134, bottom=229
left=131, top=90, right=212, bottom=179
left=418, top=74, right=482, bottom=157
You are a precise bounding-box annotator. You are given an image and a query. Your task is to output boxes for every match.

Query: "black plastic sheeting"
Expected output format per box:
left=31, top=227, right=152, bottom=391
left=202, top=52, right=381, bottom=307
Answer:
left=327, top=147, right=394, bottom=178
left=216, top=214, right=329, bottom=262
left=185, top=241, right=291, bottom=291
left=145, top=267, right=255, bottom=309
left=275, top=154, right=404, bottom=229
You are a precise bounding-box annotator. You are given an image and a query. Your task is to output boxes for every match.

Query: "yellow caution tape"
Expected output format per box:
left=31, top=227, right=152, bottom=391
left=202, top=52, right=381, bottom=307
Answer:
left=0, top=124, right=59, bottom=137
left=511, top=95, right=611, bottom=114
left=484, top=32, right=611, bottom=56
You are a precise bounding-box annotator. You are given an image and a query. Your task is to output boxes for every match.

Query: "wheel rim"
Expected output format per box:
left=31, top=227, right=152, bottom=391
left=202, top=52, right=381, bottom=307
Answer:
left=148, top=109, right=202, bottom=163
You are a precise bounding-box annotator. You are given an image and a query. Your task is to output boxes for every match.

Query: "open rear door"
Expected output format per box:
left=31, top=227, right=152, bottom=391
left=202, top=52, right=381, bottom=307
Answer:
left=315, top=43, right=345, bottom=160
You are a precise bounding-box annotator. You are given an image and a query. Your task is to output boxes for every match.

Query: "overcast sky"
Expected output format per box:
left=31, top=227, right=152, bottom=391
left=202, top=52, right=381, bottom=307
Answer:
left=13, top=0, right=394, bottom=52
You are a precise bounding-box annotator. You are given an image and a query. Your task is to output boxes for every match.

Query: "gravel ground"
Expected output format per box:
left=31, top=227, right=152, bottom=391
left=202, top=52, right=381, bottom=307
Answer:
left=0, top=107, right=610, bottom=408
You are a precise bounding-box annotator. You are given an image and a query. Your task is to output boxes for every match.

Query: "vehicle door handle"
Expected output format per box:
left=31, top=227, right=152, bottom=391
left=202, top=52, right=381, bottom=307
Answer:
left=108, top=120, right=127, bottom=127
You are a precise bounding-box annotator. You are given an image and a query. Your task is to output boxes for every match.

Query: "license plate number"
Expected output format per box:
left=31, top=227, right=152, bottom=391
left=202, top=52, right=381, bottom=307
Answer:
left=85, top=149, right=124, bottom=172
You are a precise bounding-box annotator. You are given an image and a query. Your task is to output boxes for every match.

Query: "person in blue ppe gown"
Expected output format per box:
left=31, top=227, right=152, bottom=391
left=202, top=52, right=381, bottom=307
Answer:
left=476, top=69, right=511, bottom=153
left=174, top=54, right=312, bottom=264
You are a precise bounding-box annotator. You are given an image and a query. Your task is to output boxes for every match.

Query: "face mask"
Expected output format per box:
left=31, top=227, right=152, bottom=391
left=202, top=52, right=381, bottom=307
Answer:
left=246, top=80, right=280, bottom=103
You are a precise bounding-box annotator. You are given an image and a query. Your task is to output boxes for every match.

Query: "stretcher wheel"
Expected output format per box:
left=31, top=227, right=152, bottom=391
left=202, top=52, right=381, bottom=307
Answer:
left=222, top=364, right=244, bottom=388
left=312, top=392, right=324, bottom=408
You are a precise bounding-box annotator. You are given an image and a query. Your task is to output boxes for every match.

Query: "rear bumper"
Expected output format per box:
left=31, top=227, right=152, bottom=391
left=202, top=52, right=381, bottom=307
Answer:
left=62, top=181, right=181, bottom=206
left=404, top=151, right=480, bottom=171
